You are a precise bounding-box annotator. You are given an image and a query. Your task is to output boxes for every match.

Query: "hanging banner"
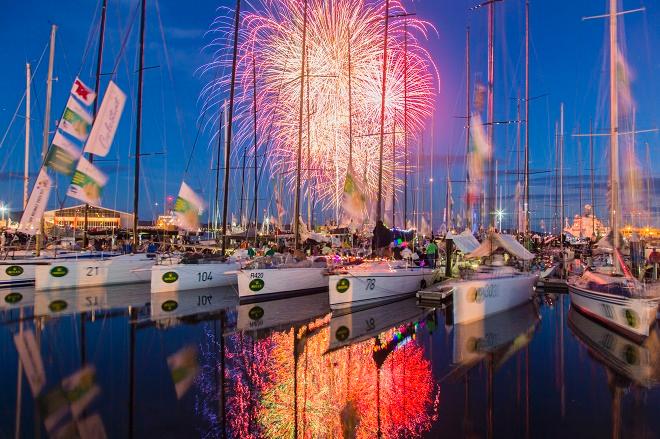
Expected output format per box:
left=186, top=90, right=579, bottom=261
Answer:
left=341, top=167, right=367, bottom=225
left=83, top=81, right=126, bottom=157
left=173, top=182, right=205, bottom=232
left=44, top=131, right=83, bottom=176
left=70, top=77, right=96, bottom=107
left=13, top=330, right=46, bottom=396
left=167, top=345, right=199, bottom=399
left=67, top=157, right=108, bottom=205
left=60, top=97, right=93, bottom=142
left=18, top=169, right=52, bottom=235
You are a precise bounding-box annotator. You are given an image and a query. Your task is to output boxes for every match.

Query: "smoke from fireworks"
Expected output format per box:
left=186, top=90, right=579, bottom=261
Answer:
left=201, top=0, right=438, bottom=212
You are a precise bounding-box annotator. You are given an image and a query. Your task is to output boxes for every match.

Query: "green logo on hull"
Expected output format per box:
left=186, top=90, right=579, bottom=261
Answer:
left=5, top=266, right=24, bottom=277
left=162, top=272, right=179, bottom=283
left=4, top=292, right=23, bottom=304
left=623, top=308, right=639, bottom=329
left=336, top=278, right=350, bottom=293
left=50, top=266, right=69, bottom=277
left=49, top=300, right=68, bottom=312
left=335, top=326, right=350, bottom=342
left=161, top=300, right=178, bottom=312
left=248, top=306, right=265, bottom=321
left=249, top=279, right=265, bottom=292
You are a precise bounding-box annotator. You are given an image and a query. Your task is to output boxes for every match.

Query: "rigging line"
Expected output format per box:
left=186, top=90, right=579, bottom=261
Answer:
left=109, top=0, right=141, bottom=76
left=76, top=0, right=104, bottom=78
left=0, top=41, right=49, bottom=151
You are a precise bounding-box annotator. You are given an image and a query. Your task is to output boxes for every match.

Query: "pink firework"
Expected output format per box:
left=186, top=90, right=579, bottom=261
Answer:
left=201, top=0, right=439, bottom=212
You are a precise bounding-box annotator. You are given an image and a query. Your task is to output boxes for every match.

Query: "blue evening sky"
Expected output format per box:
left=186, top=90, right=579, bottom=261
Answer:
left=0, top=0, right=657, bottom=231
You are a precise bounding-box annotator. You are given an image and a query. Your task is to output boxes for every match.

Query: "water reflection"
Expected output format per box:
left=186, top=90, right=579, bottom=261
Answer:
left=1, top=286, right=659, bottom=438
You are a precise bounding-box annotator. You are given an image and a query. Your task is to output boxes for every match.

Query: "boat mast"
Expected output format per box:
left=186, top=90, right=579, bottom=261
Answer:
left=376, top=0, right=390, bottom=222
left=293, top=0, right=308, bottom=249
left=608, top=0, right=620, bottom=271
left=306, top=49, right=312, bottom=230
left=590, top=119, right=595, bottom=238
left=253, top=55, right=258, bottom=244
left=403, top=19, right=408, bottom=227
left=524, top=0, right=530, bottom=237
left=486, top=0, right=495, bottom=229
left=213, top=105, right=224, bottom=238
left=465, top=26, right=471, bottom=230
left=37, top=24, right=57, bottom=257
left=577, top=124, right=583, bottom=237
left=391, top=117, right=396, bottom=227
left=132, top=0, right=146, bottom=252
left=221, top=0, right=241, bottom=255
left=24, top=63, right=31, bottom=210
left=560, top=103, right=564, bottom=252
left=83, top=0, right=107, bottom=248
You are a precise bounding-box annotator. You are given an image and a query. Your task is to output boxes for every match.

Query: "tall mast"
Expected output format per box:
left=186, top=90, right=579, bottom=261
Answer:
left=376, top=0, right=390, bottom=222
left=239, top=144, right=246, bottom=226
left=132, top=0, right=146, bottom=251
left=37, top=24, right=57, bottom=256
left=24, top=63, right=31, bottom=209
left=560, top=103, right=564, bottom=252
left=608, top=0, right=620, bottom=261
left=214, top=106, right=224, bottom=238
left=465, top=26, right=471, bottom=230
left=577, top=124, right=583, bottom=237
left=348, top=30, right=353, bottom=167
left=306, top=49, right=312, bottom=229
left=253, top=55, right=258, bottom=243
left=590, top=119, right=595, bottom=238
left=403, top=19, right=409, bottom=227
left=293, top=0, right=308, bottom=249
left=391, top=118, right=396, bottom=227
left=84, top=0, right=108, bottom=248
left=221, top=0, right=241, bottom=255
left=516, top=94, right=521, bottom=232
left=524, top=0, right=530, bottom=236
left=486, top=0, right=495, bottom=229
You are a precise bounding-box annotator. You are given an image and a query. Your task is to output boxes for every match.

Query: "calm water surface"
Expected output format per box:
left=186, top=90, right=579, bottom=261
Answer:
left=1, top=285, right=658, bottom=438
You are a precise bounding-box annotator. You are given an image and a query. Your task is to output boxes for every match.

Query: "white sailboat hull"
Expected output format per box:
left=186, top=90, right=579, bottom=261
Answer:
left=328, top=265, right=437, bottom=310
left=237, top=267, right=328, bottom=302
left=450, top=272, right=538, bottom=325
left=0, top=252, right=113, bottom=288
left=34, top=254, right=155, bottom=291
left=150, top=262, right=240, bottom=293
left=568, top=283, right=659, bottom=341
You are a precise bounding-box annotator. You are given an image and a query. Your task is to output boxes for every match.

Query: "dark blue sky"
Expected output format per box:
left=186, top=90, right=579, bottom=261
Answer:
left=1, top=0, right=658, bottom=231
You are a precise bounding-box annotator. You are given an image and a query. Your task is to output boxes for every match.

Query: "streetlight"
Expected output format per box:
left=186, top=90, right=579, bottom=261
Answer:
left=0, top=203, right=7, bottom=226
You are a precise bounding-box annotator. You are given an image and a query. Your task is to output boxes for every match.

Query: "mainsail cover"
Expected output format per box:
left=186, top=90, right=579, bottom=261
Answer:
left=467, top=233, right=534, bottom=261
left=446, top=230, right=480, bottom=254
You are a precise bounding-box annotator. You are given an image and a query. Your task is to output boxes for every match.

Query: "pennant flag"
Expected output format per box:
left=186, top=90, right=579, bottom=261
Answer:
left=44, top=131, right=83, bottom=176
left=83, top=81, right=126, bottom=157
left=14, top=330, right=46, bottom=396
left=67, top=157, right=108, bottom=205
left=467, top=113, right=491, bottom=206
left=341, top=167, right=367, bottom=224
left=60, top=97, right=93, bottom=142
left=61, top=366, right=101, bottom=419
left=18, top=169, right=52, bottom=235
left=71, top=77, right=96, bottom=106
left=167, top=345, right=199, bottom=399
left=173, top=182, right=205, bottom=232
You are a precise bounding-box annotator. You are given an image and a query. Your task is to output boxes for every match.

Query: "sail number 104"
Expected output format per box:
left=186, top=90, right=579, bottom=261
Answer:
left=197, top=272, right=213, bottom=282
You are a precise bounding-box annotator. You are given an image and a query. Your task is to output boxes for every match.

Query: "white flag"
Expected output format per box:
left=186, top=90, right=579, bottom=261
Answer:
left=18, top=169, right=52, bottom=235
left=70, top=77, right=96, bottom=107
left=67, top=157, right=108, bottom=205
left=173, top=182, right=206, bottom=232
left=84, top=81, right=126, bottom=157
left=59, top=96, right=93, bottom=142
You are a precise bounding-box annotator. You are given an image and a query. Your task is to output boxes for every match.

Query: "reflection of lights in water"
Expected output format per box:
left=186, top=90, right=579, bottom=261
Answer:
left=250, top=319, right=438, bottom=438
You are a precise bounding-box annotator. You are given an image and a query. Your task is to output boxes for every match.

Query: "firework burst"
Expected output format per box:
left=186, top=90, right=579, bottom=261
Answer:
left=201, top=0, right=438, bottom=213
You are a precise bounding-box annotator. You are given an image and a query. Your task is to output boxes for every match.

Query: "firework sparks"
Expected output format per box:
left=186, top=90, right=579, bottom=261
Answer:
left=201, top=0, right=438, bottom=212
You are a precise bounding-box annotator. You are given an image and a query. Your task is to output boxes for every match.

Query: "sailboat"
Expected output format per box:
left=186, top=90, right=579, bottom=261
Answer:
left=418, top=0, right=538, bottom=324
left=567, top=0, right=660, bottom=342
left=33, top=0, right=156, bottom=292
left=328, top=1, right=439, bottom=311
